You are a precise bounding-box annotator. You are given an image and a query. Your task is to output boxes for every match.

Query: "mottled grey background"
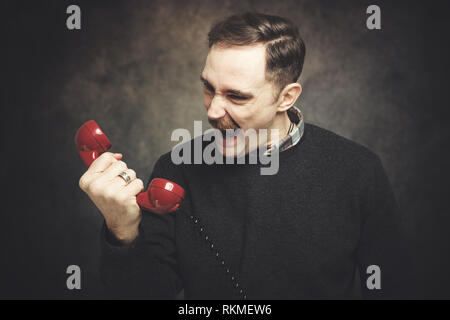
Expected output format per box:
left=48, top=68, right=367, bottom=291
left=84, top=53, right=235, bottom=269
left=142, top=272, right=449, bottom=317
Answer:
left=2, top=0, right=449, bottom=298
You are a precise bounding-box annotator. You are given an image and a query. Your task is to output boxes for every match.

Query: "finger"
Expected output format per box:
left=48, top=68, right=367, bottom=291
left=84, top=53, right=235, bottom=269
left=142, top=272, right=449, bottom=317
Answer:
left=80, top=152, right=118, bottom=190
left=111, top=168, right=137, bottom=187
left=98, top=160, right=129, bottom=182
left=113, top=153, right=123, bottom=160
left=124, top=178, right=145, bottom=196
left=79, top=153, right=124, bottom=192
left=88, top=152, right=118, bottom=174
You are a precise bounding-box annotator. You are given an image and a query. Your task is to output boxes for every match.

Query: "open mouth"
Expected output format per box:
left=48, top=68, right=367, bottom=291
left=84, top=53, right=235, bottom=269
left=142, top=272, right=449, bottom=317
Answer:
left=219, top=127, right=240, bottom=137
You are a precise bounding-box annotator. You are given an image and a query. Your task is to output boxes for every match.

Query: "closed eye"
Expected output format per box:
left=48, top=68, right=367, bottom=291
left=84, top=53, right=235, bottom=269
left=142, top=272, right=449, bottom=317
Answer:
left=200, top=75, right=253, bottom=102
left=228, top=95, right=247, bottom=101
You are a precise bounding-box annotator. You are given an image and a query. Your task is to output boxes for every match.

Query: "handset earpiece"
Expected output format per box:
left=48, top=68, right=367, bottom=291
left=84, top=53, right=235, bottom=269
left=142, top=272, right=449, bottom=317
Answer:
left=136, top=178, right=185, bottom=214
left=75, top=120, right=185, bottom=214
left=75, top=120, right=112, bottom=167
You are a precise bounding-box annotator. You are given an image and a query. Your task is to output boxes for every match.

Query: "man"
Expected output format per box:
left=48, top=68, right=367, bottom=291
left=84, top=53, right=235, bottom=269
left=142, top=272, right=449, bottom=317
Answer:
left=79, top=12, right=411, bottom=299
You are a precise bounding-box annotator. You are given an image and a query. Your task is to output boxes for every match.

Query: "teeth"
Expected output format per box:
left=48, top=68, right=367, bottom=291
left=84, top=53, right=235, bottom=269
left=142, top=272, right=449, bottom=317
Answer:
left=224, top=130, right=238, bottom=137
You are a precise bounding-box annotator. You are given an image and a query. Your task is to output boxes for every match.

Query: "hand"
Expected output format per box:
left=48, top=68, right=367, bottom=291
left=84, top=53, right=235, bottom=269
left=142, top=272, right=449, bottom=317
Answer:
left=79, top=152, right=144, bottom=244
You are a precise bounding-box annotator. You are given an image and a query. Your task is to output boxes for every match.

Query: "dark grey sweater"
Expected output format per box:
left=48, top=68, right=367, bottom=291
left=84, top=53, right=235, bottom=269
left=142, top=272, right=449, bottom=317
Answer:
left=100, top=123, right=411, bottom=299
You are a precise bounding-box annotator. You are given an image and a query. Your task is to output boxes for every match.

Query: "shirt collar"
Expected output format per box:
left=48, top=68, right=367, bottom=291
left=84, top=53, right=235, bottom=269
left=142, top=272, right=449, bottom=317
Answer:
left=264, top=106, right=305, bottom=156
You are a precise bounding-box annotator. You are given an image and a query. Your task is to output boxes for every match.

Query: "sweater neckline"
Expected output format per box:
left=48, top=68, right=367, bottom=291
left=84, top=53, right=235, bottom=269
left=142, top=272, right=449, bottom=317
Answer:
left=214, top=122, right=309, bottom=172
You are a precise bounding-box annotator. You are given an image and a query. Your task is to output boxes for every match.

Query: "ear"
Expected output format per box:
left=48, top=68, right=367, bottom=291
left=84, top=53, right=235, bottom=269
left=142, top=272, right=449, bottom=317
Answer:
left=276, top=83, right=302, bottom=112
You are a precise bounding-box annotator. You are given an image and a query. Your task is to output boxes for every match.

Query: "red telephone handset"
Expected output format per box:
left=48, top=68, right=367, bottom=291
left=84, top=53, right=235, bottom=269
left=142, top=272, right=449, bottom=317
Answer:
left=75, top=120, right=184, bottom=214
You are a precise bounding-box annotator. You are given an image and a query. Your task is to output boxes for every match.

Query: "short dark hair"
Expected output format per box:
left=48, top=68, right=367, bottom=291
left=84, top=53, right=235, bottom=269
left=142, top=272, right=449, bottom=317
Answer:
left=208, top=12, right=306, bottom=95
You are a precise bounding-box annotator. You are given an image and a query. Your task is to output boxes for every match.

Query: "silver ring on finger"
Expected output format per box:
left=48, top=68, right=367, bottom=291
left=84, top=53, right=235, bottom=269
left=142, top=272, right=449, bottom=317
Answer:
left=118, top=171, right=132, bottom=185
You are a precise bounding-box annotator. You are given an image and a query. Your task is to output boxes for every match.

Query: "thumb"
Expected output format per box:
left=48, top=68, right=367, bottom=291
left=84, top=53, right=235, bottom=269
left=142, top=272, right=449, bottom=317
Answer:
left=113, top=153, right=123, bottom=160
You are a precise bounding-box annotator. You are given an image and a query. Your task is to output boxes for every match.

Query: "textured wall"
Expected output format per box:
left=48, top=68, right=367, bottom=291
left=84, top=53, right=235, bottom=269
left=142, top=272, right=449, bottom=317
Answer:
left=2, top=0, right=450, bottom=298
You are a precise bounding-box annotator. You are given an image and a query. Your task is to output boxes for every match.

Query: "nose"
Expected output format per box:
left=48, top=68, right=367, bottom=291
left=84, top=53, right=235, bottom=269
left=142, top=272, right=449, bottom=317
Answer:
left=207, top=95, right=227, bottom=120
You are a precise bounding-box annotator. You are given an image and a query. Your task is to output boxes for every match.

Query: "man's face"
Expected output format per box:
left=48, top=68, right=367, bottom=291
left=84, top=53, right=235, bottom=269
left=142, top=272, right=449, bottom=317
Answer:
left=201, top=43, right=280, bottom=156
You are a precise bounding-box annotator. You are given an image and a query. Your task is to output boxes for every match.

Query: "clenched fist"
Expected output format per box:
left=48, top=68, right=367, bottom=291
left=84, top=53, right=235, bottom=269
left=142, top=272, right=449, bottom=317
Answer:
left=79, top=152, right=144, bottom=244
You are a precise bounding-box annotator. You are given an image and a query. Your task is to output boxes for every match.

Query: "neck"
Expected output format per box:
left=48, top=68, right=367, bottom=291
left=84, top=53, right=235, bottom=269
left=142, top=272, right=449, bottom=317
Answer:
left=267, top=111, right=292, bottom=146
left=241, top=111, right=294, bottom=155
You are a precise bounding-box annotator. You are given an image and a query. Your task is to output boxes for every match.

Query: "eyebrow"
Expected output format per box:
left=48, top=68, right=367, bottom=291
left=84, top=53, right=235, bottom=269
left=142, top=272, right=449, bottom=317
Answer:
left=200, top=75, right=254, bottom=99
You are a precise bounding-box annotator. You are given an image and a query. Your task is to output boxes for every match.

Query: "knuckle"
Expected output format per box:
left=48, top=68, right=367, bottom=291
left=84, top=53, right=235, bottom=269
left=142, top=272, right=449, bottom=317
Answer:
left=102, top=152, right=116, bottom=163
left=92, top=152, right=113, bottom=166
left=116, top=160, right=127, bottom=170
left=101, top=152, right=113, bottom=159
left=79, top=176, right=87, bottom=190
left=136, top=179, right=144, bottom=189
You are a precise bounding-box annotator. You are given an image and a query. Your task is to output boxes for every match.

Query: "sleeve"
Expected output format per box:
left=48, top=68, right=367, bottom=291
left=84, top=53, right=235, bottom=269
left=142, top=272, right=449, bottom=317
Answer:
left=99, top=153, right=184, bottom=299
left=356, top=154, right=415, bottom=299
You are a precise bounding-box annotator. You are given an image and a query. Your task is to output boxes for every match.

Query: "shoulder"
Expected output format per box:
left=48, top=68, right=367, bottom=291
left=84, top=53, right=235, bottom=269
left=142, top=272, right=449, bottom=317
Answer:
left=157, top=150, right=175, bottom=164
left=303, top=122, right=382, bottom=171
left=156, top=134, right=201, bottom=166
